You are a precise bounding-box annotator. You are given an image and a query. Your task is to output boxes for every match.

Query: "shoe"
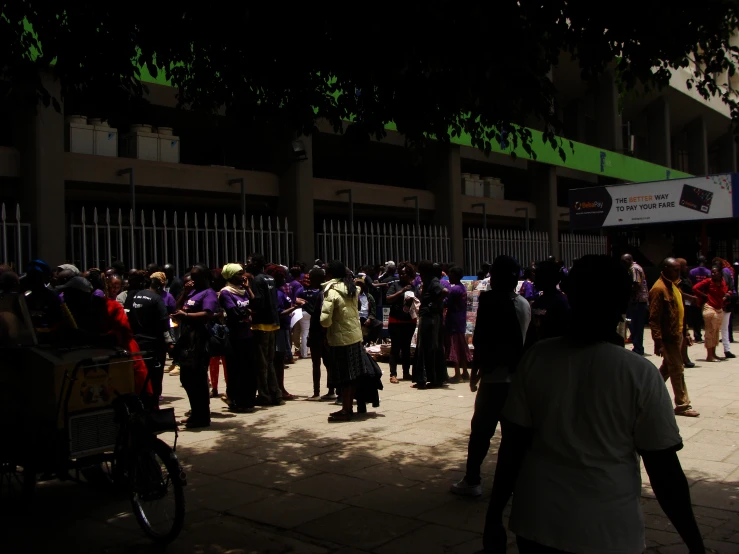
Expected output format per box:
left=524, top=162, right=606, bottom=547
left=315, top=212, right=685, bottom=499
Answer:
left=334, top=397, right=343, bottom=405
left=210, top=388, right=219, bottom=398
left=389, top=376, right=399, bottom=384
left=631, top=349, right=644, bottom=356
left=675, top=409, right=700, bottom=418
left=328, top=409, right=353, bottom=422
left=685, top=362, right=696, bottom=368
left=164, top=364, right=173, bottom=373
left=221, top=395, right=232, bottom=407
left=180, top=417, right=210, bottom=429
left=320, top=393, right=337, bottom=401
left=272, top=398, right=286, bottom=406
left=450, top=478, right=482, bottom=497
left=308, top=394, right=321, bottom=401
left=447, top=377, right=461, bottom=384
left=229, top=405, right=256, bottom=413
left=724, top=352, right=736, bottom=359
left=402, top=373, right=412, bottom=381
left=169, top=365, right=181, bottom=376
left=282, top=392, right=296, bottom=400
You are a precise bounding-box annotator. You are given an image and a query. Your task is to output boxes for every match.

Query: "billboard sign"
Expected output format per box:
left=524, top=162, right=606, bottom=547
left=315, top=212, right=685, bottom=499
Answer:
left=569, top=174, right=737, bottom=229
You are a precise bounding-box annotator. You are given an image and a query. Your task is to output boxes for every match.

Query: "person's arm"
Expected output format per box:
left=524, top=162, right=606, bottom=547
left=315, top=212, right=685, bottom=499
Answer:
left=320, top=288, right=335, bottom=328
left=640, top=449, right=704, bottom=553
left=692, top=279, right=709, bottom=301
left=385, top=283, right=408, bottom=303
left=648, top=287, right=665, bottom=354
left=367, top=294, right=377, bottom=322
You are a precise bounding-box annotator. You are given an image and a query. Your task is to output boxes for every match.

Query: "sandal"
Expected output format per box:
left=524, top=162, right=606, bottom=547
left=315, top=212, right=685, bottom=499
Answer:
left=389, top=376, right=399, bottom=384
left=328, top=409, right=353, bottom=422
left=282, top=392, right=296, bottom=400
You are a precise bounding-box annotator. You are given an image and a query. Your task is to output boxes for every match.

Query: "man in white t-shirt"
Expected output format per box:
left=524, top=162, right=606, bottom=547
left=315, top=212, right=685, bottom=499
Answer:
left=451, top=255, right=530, bottom=497
left=480, top=255, right=704, bottom=554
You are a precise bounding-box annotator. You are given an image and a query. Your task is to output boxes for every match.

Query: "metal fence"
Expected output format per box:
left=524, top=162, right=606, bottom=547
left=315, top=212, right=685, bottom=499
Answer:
left=0, top=203, right=32, bottom=273
left=69, top=207, right=294, bottom=276
left=465, top=228, right=608, bottom=274
left=316, top=220, right=450, bottom=270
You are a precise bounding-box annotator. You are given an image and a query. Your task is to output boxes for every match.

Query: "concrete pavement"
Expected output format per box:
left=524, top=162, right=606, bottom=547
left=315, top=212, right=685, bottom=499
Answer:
left=5, top=333, right=739, bottom=553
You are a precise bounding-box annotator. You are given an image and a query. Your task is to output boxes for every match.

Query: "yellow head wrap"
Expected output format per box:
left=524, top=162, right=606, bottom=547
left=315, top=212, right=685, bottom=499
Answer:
left=222, top=263, right=244, bottom=281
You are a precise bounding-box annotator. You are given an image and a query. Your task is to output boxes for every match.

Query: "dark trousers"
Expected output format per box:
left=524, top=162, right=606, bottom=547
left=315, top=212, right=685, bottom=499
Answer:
left=465, top=382, right=510, bottom=485
left=253, top=330, right=280, bottom=403
left=225, top=337, right=256, bottom=409
left=180, top=348, right=210, bottom=424
left=626, top=302, right=647, bottom=355
left=310, top=340, right=331, bottom=395
left=388, top=323, right=415, bottom=377
left=688, top=304, right=704, bottom=340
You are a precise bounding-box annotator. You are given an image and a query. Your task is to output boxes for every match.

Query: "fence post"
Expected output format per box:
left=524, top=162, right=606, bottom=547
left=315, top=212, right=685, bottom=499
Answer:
left=141, top=210, right=147, bottom=268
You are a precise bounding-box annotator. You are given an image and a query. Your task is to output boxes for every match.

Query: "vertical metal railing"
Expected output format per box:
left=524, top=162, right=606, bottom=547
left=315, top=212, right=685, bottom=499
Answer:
left=316, top=219, right=451, bottom=269
left=0, top=203, right=31, bottom=273
left=69, top=207, right=293, bottom=273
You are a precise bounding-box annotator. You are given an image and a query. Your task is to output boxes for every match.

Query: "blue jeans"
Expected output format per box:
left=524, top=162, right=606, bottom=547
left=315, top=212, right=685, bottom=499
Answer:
left=627, top=302, right=648, bottom=355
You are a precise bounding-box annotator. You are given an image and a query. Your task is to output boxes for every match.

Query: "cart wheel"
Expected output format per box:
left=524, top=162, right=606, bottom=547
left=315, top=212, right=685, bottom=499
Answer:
left=0, top=462, right=36, bottom=511
left=128, top=439, right=185, bottom=543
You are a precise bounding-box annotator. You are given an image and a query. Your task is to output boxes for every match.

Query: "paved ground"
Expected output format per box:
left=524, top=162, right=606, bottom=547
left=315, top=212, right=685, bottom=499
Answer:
left=6, top=334, right=739, bottom=553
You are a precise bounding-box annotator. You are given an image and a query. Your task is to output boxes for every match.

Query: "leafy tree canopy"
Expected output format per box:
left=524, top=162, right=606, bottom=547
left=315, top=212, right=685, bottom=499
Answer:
left=2, top=1, right=738, bottom=159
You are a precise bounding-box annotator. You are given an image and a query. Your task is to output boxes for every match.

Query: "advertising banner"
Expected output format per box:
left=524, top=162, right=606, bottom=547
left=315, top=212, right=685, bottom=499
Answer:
left=569, top=174, right=737, bottom=229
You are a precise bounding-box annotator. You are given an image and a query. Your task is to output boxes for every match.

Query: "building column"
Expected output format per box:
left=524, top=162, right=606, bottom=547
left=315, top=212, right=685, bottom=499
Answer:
left=278, top=135, right=315, bottom=264
left=13, top=72, right=66, bottom=265
left=716, top=132, right=738, bottom=173
left=528, top=163, right=560, bottom=260
left=646, top=98, right=672, bottom=168
left=596, top=70, right=623, bottom=153
left=427, top=144, right=464, bottom=266
left=686, top=117, right=708, bottom=175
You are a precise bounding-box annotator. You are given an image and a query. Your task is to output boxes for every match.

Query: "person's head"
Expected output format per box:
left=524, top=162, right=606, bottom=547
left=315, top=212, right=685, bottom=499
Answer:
left=620, top=253, right=634, bottom=268
left=55, top=276, right=94, bottom=306
left=432, top=263, right=443, bottom=279
left=490, top=255, right=520, bottom=292
left=696, top=255, right=707, bottom=268
left=149, top=271, right=167, bottom=292
left=163, top=263, right=175, bottom=280
left=448, top=266, right=464, bottom=285
left=326, top=260, right=357, bottom=296
left=314, top=259, right=324, bottom=269
left=356, top=279, right=367, bottom=295
left=211, top=268, right=226, bottom=291
left=127, top=269, right=148, bottom=292
left=289, top=266, right=302, bottom=280
left=106, top=274, right=122, bottom=298
left=222, top=263, right=245, bottom=287
left=534, top=260, right=561, bottom=292
left=25, top=259, right=53, bottom=289
left=661, top=257, right=680, bottom=282
left=476, top=270, right=486, bottom=280
left=384, top=261, right=396, bottom=275
left=308, top=267, right=325, bottom=288
left=146, top=263, right=162, bottom=276
left=417, top=260, right=434, bottom=281
left=87, top=268, right=106, bottom=295
left=266, top=264, right=287, bottom=287
left=0, top=269, right=20, bottom=293
left=711, top=265, right=723, bottom=282
left=55, top=269, right=78, bottom=287
left=247, top=253, right=266, bottom=274
left=481, top=262, right=491, bottom=275
left=567, top=255, right=631, bottom=338
left=676, top=258, right=688, bottom=275
left=399, top=263, right=415, bottom=285
left=190, top=264, right=211, bottom=290
left=523, top=266, right=536, bottom=282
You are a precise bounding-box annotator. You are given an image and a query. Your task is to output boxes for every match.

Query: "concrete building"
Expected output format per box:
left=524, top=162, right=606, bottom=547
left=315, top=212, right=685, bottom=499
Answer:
left=0, top=55, right=736, bottom=272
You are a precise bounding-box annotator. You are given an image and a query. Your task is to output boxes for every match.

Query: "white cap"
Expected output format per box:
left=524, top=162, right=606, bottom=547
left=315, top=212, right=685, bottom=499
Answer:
left=385, top=261, right=396, bottom=267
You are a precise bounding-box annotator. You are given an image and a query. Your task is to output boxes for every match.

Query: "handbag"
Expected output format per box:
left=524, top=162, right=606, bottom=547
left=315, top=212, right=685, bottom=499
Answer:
left=207, top=322, right=233, bottom=357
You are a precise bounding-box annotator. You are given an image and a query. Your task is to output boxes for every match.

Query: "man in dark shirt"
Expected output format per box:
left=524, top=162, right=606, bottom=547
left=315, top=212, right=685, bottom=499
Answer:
left=125, top=276, right=171, bottom=407
left=164, top=263, right=184, bottom=300
left=528, top=260, right=571, bottom=345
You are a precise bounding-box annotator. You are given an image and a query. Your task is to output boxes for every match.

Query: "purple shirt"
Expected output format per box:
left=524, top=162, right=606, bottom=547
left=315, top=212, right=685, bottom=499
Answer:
left=161, top=290, right=176, bottom=314
left=520, top=280, right=538, bottom=302
left=184, top=288, right=218, bottom=314
left=219, top=289, right=252, bottom=339
left=289, top=279, right=304, bottom=302
left=445, top=283, right=468, bottom=334
left=689, top=266, right=711, bottom=286
left=276, top=289, right=292, bottom=330
left=93, top=289, right=105, bottom=298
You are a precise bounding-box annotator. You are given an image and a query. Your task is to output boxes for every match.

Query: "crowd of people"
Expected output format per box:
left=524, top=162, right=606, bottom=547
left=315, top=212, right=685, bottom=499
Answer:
left=2, top=248, right=734, bottom=553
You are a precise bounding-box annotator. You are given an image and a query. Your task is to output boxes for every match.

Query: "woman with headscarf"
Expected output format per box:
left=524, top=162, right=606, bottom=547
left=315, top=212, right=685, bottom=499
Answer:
left=712, top=257, right=736, bottom=359
left=219, top=263, right=257, bottom=413
left=413, top=260, right=449, bottom=389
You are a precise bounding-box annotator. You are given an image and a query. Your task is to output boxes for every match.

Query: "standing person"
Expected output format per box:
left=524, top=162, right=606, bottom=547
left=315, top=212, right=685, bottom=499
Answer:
left=219, top=263, right=256, bottom=413
left=693, top=265, right=729, bottom=362
left=528, top=259, right=571, bottom=345
left=482, top=255, right=705, bottom=554
left=357, top=280, right=382, bottom=344
left=269, top=265, right=304, bottom=400
left=246, top=254, right=284, bottom=406
left=125, top=273, right=172, bottom=409
left=444, top=266, right=471, bottom=383
left=172, top=264, right=217, bottom=428
left=518, top=266, right=538, bottom=304
left=713, top=257, right=737, bottom=359
left=688, top=256, right=711, bottom=342
left=649, top=258, right=699, bottom=417
left=621, top=253, right=649, bottom=356
left=385, top=264, right=418, bottom=384
left=675, top=259, right=697, bottom=368
left=320, top=260, right=364, bottom=421
left=164, top=263, right=184, bottom=300
left=300, top=268, right=334, bottom=400
left=413, top=260, right=448, bottom=389
left=106, top=274, right=122, bottom=301
left=451, top=255, right=530, bottom=497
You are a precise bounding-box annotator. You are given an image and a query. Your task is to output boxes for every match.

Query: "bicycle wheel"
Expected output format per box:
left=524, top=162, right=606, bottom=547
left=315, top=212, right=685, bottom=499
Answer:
left=128, top=438, right=185, bottom=543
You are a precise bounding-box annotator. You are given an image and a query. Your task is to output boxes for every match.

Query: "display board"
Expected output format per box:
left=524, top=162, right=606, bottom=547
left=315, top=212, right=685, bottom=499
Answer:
left=569, top=174, right=737, bottom=229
